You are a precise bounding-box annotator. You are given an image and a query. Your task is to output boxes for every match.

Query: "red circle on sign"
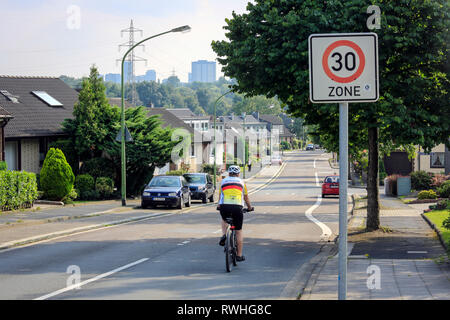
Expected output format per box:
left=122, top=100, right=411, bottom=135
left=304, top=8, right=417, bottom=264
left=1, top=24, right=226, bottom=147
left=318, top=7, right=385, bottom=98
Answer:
left=322, top=40, right=365, bottom=83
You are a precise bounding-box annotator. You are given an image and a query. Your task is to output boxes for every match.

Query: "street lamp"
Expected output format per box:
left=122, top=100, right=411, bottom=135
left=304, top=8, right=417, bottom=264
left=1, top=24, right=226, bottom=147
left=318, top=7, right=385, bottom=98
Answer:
left=243, top=112, right=246, bottom=179
left=120, top=25, right=191, bottom=206
left=212, top=89, right=233, bottom=189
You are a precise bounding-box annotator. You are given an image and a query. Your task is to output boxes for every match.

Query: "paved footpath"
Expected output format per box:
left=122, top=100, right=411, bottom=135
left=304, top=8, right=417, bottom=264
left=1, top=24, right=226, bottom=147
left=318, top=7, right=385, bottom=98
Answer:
left=0, top=163, right=282, bottom=251
left=302, top=191, right=450, bottom=300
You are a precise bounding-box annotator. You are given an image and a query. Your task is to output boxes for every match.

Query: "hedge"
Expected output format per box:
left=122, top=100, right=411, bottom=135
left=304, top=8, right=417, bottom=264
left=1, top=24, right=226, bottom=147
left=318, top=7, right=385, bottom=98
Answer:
left=0, top=170, right=38, bottom=211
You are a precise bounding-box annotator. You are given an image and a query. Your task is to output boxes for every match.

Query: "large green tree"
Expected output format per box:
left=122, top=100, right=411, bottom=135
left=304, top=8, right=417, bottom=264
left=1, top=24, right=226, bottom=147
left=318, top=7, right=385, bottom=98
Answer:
left=212, top=0, right=450, bottom=230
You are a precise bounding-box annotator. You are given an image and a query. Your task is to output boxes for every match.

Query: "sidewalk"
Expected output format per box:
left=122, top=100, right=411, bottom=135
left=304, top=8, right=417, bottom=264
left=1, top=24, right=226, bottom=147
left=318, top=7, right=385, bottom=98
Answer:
left=302, top=192, right=450, bottom=300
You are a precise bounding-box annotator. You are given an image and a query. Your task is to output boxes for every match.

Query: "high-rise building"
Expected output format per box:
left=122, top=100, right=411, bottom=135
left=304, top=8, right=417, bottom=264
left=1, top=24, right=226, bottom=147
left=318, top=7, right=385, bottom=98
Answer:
left=189, top=60, right=216, bottom=83
left=144, top=69, right=156, bottom=82
left=105, top=73, right=121, bottom=84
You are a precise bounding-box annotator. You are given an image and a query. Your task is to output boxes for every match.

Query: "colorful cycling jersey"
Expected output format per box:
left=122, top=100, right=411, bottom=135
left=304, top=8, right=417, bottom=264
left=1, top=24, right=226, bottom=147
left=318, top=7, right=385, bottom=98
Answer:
left=219, top=176, right=248, bottom=206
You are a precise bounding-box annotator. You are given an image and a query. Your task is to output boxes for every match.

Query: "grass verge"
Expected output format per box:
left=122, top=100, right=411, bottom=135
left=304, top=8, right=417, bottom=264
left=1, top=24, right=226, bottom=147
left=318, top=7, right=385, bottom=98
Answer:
left=424, top=209, right=450, bottom=247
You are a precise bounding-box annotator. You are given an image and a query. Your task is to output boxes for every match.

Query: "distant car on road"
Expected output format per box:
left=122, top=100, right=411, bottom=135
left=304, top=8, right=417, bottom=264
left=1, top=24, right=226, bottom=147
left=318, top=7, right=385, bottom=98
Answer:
left=183, top=173, right=215, bottom=203
left=271, top=156, right=282, bottom=165
left=306, top=144, right=315, bottom=150
left=322, top=175, right=339, bottom=197
left=141, top=175, right=191, bottom=209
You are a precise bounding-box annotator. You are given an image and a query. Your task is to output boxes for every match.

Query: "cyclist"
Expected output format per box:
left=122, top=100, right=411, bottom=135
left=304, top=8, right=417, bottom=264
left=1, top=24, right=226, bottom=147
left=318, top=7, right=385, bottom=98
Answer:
left=217, top=165, right=253, bottom=262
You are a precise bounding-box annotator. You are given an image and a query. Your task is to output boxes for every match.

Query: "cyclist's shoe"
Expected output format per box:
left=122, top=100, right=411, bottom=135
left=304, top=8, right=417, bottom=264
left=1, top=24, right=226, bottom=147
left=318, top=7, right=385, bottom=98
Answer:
left=219, top=235, right=226, bottom=246
left=236, top=255, right=246, bottom=262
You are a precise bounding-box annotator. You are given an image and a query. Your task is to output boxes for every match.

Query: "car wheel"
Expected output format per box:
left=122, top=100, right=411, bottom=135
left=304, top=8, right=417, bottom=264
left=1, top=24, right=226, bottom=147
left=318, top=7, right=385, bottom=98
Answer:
left=209, top=193, right=214, bottom=203
left=322, top=194, right=325, bottom=198
left=186, top=194, right=191, bottom=207
left=202, top=194, right=207, bottom=204
left=141, top=202, right=147, bottom=209
left=177, top=197, right=184, bottom=209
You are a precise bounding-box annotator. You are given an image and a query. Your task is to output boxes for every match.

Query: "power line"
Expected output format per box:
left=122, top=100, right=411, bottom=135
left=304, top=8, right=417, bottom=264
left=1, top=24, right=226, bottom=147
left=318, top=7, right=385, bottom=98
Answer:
left=117, top=19, right=147, bottom=107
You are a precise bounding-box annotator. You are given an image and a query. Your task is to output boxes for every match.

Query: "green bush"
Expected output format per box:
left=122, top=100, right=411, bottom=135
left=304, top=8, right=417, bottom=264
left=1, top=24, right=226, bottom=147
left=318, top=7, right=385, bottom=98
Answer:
left=0, top=161, right=7, bottom=171
left=437, top=180, right=450, bottom=198
left=166, top=170, right=187, bottom=176
left=95, top=177, right=114, bottom=198
left=418, top=189, right=438, bottom=200
left=436, top=199, right=450, bottom=210
left=40, top=148, right=75, bottom=201
left=62, top=188, right=78, bottom=204
left=80, top=157, right=116, bottom=180
left=280, top=141, right=291, bottom=150
left=443, top=214, right=450, bottom=230
left=201, top=164, right=219, bottom=175
left=75, top=174, right=95, bottom=200
left=411, top=171, right=433, bottom=191
left=0, top=170, right=38, bottom=211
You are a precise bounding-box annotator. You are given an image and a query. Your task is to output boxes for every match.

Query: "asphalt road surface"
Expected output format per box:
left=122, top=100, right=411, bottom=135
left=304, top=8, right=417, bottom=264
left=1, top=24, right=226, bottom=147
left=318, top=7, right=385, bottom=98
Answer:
left=0, top=150, right=343, bottom=300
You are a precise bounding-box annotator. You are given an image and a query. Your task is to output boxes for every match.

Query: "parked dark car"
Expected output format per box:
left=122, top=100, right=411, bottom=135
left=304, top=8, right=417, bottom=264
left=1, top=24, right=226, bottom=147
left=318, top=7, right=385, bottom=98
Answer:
left=141, top=175, right=191, bottom=209
left=306, top=144, right=315, bottom=151
left=183, top=173, right=215, bottom=203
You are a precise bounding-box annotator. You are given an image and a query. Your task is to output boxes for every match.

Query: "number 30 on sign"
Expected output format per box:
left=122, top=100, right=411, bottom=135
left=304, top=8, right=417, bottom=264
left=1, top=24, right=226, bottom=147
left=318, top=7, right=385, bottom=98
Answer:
left=308, top=33, right=379, bottom=103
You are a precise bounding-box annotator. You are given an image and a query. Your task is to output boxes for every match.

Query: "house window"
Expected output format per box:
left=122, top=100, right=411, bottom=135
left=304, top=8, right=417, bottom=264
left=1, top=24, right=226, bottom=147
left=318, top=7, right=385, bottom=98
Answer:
left=430, top=152, right=444, bottom=168
left=191, top=141, right=195, bottom=157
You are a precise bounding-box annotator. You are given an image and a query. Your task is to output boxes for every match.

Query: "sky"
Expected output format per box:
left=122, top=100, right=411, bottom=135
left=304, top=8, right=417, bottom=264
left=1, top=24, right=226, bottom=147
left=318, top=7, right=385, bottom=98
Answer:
left=0, top=0, right=251, bottom=82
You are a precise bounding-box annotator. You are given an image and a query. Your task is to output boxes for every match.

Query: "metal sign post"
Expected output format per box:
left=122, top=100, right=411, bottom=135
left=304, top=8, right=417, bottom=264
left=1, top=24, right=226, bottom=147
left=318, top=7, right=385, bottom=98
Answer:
left=309, top=33, right=379, bottom=300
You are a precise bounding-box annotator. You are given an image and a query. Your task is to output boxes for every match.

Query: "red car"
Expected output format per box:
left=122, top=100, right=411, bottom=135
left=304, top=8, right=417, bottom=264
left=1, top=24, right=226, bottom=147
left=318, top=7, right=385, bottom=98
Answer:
left=322, top=175, right=339, bottom=197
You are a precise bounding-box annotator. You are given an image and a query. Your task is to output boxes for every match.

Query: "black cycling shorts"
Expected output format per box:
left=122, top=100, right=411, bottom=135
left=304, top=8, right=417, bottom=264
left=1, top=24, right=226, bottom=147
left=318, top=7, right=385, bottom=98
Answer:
left=219, top=204, right=244, bottom=230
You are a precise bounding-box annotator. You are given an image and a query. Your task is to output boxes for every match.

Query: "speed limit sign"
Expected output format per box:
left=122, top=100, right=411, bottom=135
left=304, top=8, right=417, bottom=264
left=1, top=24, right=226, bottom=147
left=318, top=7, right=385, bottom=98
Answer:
left=309, top=33, right=379, bottom=103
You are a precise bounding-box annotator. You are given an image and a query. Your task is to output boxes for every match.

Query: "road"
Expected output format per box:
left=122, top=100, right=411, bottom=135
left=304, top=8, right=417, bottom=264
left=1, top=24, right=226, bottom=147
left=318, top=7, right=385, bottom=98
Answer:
left=0, top=150, right=344, bottom=300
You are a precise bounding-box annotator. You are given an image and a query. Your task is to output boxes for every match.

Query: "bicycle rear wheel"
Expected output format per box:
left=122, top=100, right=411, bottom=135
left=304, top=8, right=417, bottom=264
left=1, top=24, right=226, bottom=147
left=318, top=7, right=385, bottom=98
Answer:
left=225, top=229, right=233, bottom=272
left=232, top=230, right=237, bottom=266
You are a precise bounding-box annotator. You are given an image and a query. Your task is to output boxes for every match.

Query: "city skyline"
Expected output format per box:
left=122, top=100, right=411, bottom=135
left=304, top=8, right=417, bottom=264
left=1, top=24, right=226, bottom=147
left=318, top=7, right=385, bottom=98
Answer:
left=0, top=0, right=250, bottom=83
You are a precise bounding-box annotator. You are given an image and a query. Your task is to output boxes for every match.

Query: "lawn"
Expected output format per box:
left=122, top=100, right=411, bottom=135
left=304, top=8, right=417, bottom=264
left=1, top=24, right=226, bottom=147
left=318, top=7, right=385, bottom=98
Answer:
left=425, top=209, right=450, bottom=245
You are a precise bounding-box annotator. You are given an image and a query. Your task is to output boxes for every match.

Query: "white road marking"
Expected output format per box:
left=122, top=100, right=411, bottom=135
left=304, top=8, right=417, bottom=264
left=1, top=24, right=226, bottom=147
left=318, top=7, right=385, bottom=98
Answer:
left=313, top=159, right=316, bottom=168
left=315, top=172, right=320, bottom=186
left=305, top=195, right=332, bottom=240
left=34, top=258, right=149, bottom=300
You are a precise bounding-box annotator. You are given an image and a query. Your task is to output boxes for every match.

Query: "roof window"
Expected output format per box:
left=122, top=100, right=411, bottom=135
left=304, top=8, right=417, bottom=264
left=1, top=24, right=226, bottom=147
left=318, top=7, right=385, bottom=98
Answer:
left=31, top=91, right=63, bottom=107
left=0, top=90, right=20, bottom=103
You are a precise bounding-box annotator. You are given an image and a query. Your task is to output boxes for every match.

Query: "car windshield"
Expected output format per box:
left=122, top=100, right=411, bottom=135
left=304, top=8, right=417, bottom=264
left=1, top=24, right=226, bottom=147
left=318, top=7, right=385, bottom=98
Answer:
left=148, top=176, right=181, bottom=188
left=183, top=174, right=206, bottom=184
left=325, top=176, right=339, bottom=183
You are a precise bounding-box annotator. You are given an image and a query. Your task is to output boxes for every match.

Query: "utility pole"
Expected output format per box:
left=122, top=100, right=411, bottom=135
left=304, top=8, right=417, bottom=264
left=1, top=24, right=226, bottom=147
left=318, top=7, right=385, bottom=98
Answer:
left=117, top=19, right=147, bottom=107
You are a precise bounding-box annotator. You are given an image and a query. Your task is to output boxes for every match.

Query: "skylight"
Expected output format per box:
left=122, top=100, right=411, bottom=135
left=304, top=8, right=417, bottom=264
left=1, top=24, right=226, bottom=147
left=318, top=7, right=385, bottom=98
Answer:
left=0, top=90, right=20, bottom=103
left=31, top=91, right=63, bottom=107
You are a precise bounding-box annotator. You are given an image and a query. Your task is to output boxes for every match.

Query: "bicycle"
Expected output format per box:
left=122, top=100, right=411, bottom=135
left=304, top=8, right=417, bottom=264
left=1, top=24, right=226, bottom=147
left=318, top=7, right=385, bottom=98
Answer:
left=218, top=206, right=254, bottom=272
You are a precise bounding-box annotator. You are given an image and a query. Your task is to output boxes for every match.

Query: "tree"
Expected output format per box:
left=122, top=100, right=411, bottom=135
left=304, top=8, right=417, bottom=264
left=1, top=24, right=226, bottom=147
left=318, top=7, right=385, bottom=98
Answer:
left=103, top=106, right=179, bottom=195
left=40, top=148, right=75, bottom=201
left=62, top=66, right=119, bottom=161
left=212, top=0, right=450, bottom=231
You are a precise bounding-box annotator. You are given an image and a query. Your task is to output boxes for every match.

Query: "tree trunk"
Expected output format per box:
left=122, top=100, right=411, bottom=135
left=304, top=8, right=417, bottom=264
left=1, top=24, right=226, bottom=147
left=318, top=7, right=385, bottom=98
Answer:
left=366, top=127, right=380, bottom=231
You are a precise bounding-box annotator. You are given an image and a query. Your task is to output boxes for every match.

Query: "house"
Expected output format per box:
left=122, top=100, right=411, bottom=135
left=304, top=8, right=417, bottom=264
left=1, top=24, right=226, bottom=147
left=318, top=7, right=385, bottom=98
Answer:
left=214, top=114, right=268, bottom=165
left=146, top=108, right=209, bottom=173
left=0, top=76, right=79, bottom=173
left=166, top=108, right=210, bottom=132
left=413, top=143, right=448, bottom=174
left=0, top=106, right=13, bottom=162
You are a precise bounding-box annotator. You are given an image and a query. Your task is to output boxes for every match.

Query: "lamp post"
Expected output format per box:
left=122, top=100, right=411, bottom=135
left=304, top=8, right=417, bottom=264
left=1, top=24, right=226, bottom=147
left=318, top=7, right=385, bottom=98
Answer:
left=213, top=89, right=233, bottom=189
left=120, top=25, right=191, bottom=206
left=243, top=112, right=246, bottom=179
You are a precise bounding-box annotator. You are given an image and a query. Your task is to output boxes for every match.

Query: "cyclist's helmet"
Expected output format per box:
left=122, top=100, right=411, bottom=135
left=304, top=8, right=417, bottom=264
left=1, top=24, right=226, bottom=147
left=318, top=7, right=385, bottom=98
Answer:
left=228, top=165, right=241, bottom=175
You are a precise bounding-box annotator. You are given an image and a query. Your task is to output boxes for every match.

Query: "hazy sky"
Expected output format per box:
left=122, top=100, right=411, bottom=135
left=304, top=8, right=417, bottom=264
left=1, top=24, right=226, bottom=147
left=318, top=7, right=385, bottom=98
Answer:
left=1, top=0, right=251, bottom=82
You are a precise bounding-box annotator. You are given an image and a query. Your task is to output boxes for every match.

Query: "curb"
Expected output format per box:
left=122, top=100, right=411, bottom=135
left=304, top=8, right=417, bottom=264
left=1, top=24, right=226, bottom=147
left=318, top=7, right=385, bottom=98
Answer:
left=0, top=162, right=287, bottom=252
left=34, top=200, right=64, bottom=206
left=0, top=211, right=172, bottom=252
left=421, top=213, right=449, bottom=253
left=298, top=244, right=338, bottom=300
